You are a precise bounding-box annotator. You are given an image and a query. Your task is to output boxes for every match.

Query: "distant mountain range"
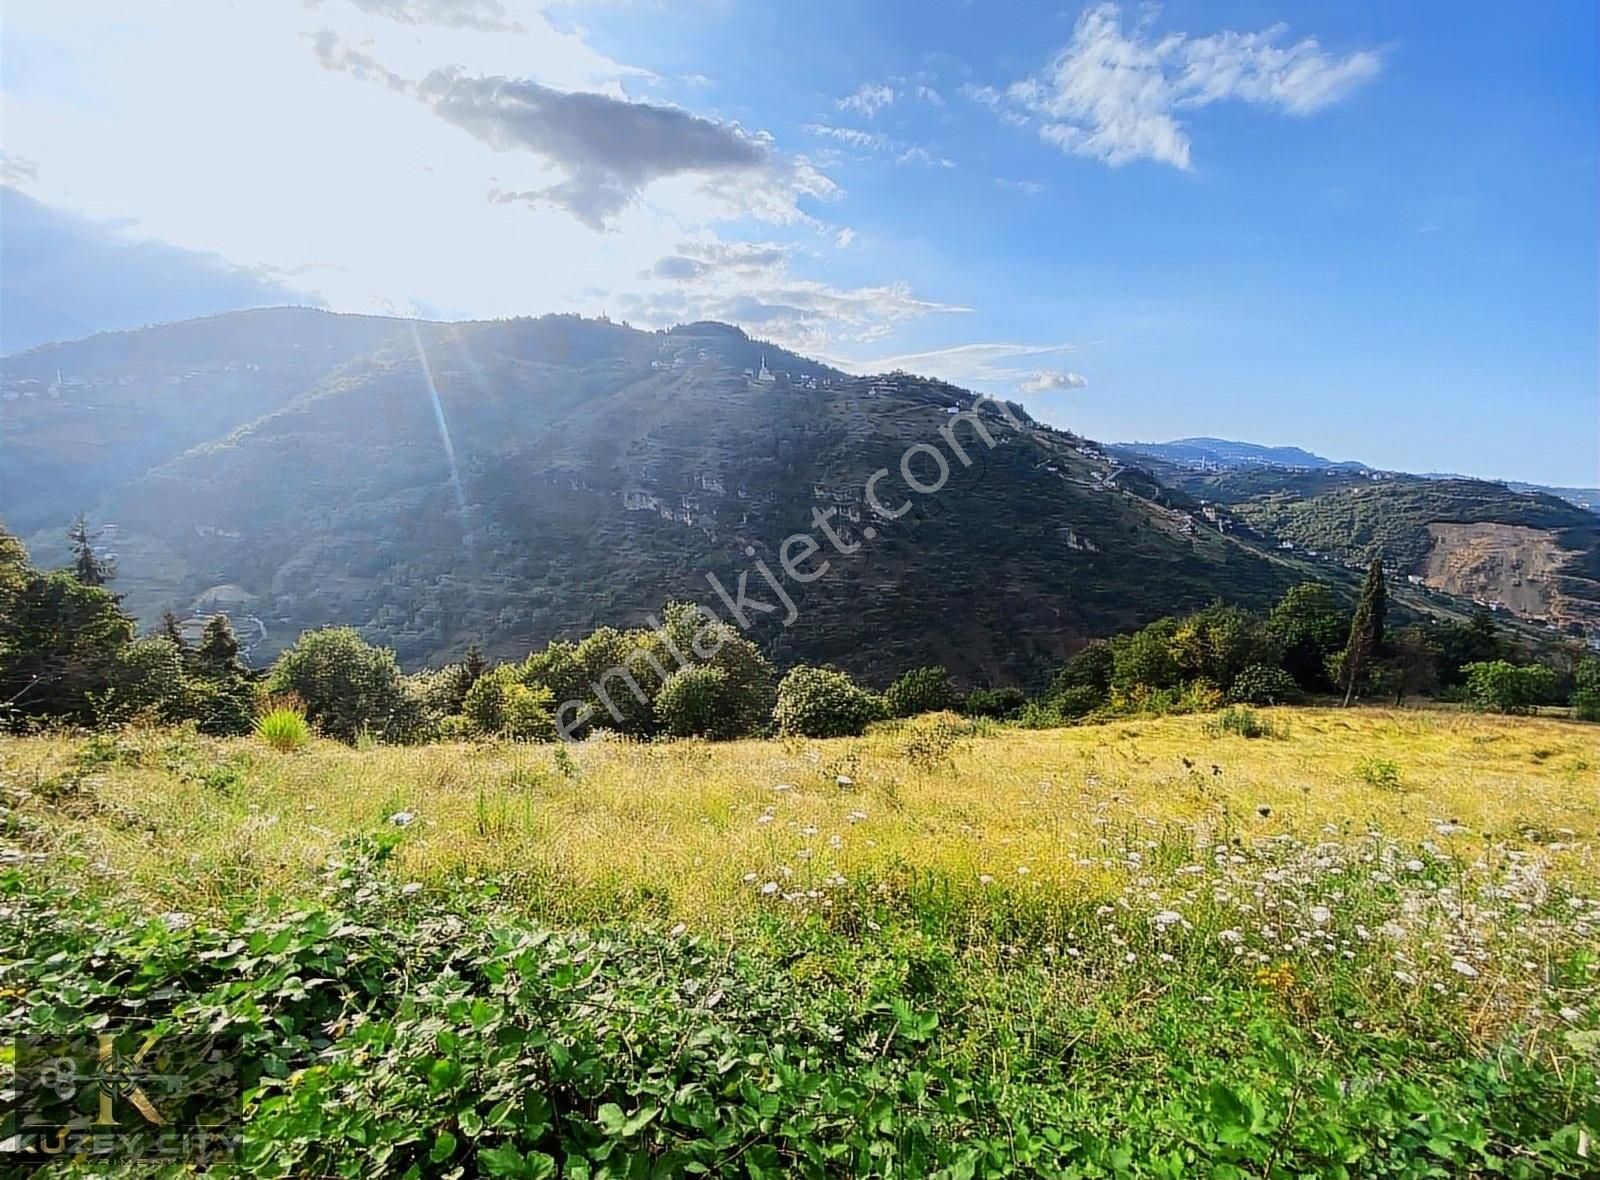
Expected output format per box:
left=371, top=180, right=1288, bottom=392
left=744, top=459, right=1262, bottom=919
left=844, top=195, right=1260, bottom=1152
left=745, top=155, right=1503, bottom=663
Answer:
left=1114, top=437, right=1600, bottom=514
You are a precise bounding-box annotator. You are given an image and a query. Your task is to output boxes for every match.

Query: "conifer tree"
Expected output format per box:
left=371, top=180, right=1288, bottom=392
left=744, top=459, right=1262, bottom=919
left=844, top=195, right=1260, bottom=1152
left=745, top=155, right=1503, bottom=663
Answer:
left=68, top=515, right=115, bottom=587
left=1341, top=556, right=1388, bottom=706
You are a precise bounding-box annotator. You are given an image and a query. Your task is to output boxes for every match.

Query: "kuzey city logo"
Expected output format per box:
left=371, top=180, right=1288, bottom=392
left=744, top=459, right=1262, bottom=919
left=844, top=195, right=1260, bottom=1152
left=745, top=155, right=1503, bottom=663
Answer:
left=3, top=1028, right=246, bottom=1165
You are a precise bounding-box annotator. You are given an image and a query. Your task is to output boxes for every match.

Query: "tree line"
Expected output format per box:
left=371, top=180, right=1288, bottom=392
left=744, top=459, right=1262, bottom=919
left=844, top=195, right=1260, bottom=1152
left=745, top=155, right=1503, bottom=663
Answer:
left=3, top=523, right=1595, bottom=744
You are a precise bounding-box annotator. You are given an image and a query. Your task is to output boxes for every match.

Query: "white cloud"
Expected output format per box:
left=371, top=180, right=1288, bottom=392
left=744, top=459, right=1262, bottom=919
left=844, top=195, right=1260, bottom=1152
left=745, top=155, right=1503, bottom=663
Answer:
left=914, top=84, right=945, bottom=107
left=1020, top=370, right=1089, bottom=393
left=977, top=2, right=1381, bottom=169
left=626, top=235, right=967, bottom=352
left=844, top=341, right=1087, bottom=391
left=310, top=0, right=523, bottom=33
left=807, top=124, right=955, bottom=169
left=838, top=82, right=897, bottom=116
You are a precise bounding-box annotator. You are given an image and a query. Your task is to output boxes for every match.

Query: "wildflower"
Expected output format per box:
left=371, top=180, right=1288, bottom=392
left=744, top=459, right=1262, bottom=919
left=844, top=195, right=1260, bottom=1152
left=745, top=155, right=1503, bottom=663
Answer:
left=1015, top=865, right=1030, bottom=876
left=979, top=874, right=995, bottom=885
left=400, top=882, right=423, bottom=896
left=1218, top=929, right=1243, bottom=945
left=774, top=783, right=794, bottom=792
left=742, top=872, right=758, bottom=883
left=1450, top=959, right=1479, bottom=978
left=1559, top=1007, right=1581, bottom=1022
left=669, top=922, right=687, bottom=937
left=388, top=810, right=416, bottom=827
left=836, top=775, right=854, bottom=788
left=161, top=911, right=193, bottom=931
left=1404, top=859, right=1424, bottom=872
left=1309, top=905, right=1332, bottom=925
left=846, top=810, right=867, bottom=823
left=1153, top=910, right=1184, bottom=928
left=756, top=814, right=774, bottom=825
left=760, top=881, right=779, bottom=896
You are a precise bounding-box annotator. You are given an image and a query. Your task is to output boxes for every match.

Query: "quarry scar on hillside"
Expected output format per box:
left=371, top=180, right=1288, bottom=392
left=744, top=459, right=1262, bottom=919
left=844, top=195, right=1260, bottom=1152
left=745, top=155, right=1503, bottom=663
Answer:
left=559, top=395, right=1029, bottom=738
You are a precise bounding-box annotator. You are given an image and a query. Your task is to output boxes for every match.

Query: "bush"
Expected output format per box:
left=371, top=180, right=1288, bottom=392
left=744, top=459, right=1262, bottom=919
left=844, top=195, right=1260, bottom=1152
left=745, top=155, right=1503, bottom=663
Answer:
left=773, top=666, right=884, bottom=738
left=1228, top=664, right=1301, bottom=706
left=1462, top=660, right=1560, bottom=715
left=1355, top=756, right=1403, bottom=791
left=266, top=628, right=417, bottom=743
left=461, top=666, right=556, bottom=741
left=1051, top=684, right=1105, bottom=719
left=963, top=686, right=1026, bottom=719
left=1205, top=706, right=1285, bottom=740
left=883, top=666, right=956, bottom=718
left=1572, top=691, right=1600, bottom=723
left=255, top=707, right=310, bottom=752
left=654, top=666, right=731, bottom=738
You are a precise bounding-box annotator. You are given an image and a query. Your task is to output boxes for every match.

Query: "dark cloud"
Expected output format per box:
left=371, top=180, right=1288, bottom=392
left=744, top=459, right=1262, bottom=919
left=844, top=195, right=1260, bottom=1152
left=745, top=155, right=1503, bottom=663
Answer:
left=311, top=34, right=791, bottom=229
left=419, top=68, right=768, bottom=228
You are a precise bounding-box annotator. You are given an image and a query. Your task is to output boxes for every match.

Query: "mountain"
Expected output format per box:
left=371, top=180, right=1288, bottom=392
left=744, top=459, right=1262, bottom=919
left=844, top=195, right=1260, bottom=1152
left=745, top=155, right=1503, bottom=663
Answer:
left=1114, top=436, right=1600, bottom=515
left=0, top=187, right=319, bottom=355
left=1110, top=447, right=1600, bottom=632
left=1113, top=437, right=1367, bottom=472
left=2, top=309, right=1324, bottom=684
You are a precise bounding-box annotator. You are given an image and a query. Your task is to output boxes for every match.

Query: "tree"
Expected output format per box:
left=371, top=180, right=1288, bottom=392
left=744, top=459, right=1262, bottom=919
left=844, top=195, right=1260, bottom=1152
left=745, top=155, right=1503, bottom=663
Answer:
left=67, top=515, right=115, bottom=587
left=1110, top=618, right=1182, bottom=694
left=1572, top=655, right=1600, bottom=722
left=655, top=666, right=731, bottom=738
left=191, top=615, right=255, bottom=735
left=773, top=666, right=884, bottom=738
left=462, top=643, right=488, bottom=687
left=884, top=666, right=957, bottom=718
left=1228, top=664, right=1300, bottom=706
left=0, top=569, right=136, bottom=724
left=1268, top=583, right=1348, bottom=692
left=1431, top=608, right=1501, bottom=687
left=1340, top=558, right=1388, bottom=706
left=1048, top=642, right=1114, bottom=708
left=1384, top=626, right=1440, bottom=706
left=1169, top=603, right=1280, bottom=694
left=1463, top=660, right=1560, bottom=714
left=266, top=627, right=415, bottom=742
left=161, top=611, right=189, bottom=655
left=963, top=686, right=1026, bottom=719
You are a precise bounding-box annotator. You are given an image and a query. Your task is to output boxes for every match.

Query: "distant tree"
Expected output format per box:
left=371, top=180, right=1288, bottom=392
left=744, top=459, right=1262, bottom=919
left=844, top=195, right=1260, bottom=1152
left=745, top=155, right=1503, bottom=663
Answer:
left=1268, top=583, right=1349, bottom=692
left=655, top=666, right=731, bottom=738
left=773, top=666, right=884, bottom=738
left=962, top=686, right=1026, bottom=719
left=1384, top=626, right=1441, bottom=706
left=462, top=643, right=488, bottom=687
left=1572, top=655, right=1600, bottom=722
left=1463, top=660, right=1560, bottom=714
left=1048, top=642, right=1115, bottom=702
left=266, top=627, right=415, bottom=743
left=1431, top=607, right=1502, bottom=687
left=160, top=610, right=189, bottom=652
left=67, top=515, right=115, bottom=587
left=196, top=615, right=246, bottom=679
left=191, top=615, right=255, bottom=735
left=0, top=569, right=136, bottom=724
left=1228, top=664, right=1300, bottom=706
left=1340, top=558, right=1388, bottom=706
left=884, top=666, right=957, bottom=718
left=1110, top=618, right=1182, bottom=695
left=1169, top=603, right=1281, bottom=694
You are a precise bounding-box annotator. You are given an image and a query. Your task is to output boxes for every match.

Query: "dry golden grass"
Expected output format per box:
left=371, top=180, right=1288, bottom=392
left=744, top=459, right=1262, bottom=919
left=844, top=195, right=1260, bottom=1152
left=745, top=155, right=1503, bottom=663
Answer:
left=6, top=706, right=1597, bottom=932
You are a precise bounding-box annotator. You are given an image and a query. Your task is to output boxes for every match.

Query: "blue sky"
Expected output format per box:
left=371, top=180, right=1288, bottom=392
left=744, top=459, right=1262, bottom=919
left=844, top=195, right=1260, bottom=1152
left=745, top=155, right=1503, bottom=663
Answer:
left=2, top=1, right=1595, bottom=483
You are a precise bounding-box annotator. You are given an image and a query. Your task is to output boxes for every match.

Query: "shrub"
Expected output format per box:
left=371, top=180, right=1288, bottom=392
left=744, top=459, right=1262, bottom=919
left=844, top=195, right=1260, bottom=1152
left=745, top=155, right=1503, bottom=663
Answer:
left=1228, top=663, right=1301, bottom=706
left=255, top=707, right=310, bottom=752
left=266, top=627, right=417, bottom=743
left=1574, top=690, right=1600, bottom=723
left=963, top=686, right=1026, bottom=719
left=1463, top=660, right=1560, bottom=715
left=1051, top=684, right=1105, bottom=719
left=654, top=666, right=731, bottom=738
left=883, top=666, right=956, bottom=718
left=461, top=666, right=556, bottom=741
left=1206, top=706, right=1284, bottom=740
left=773, top=666, right=883, bottom=738
left=1016, top=700, right=1069, bottom=729
left=1355, top=756, right=1403, bottom=791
